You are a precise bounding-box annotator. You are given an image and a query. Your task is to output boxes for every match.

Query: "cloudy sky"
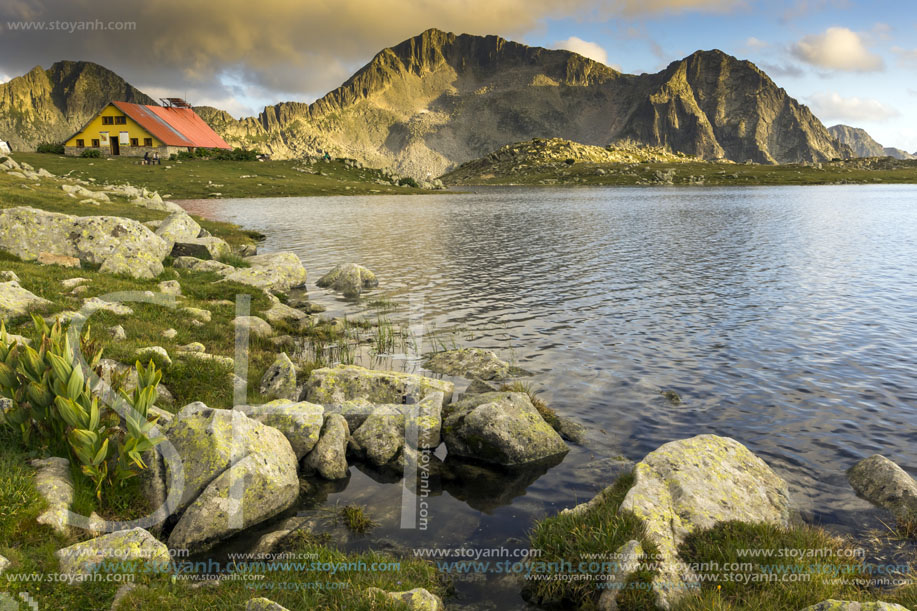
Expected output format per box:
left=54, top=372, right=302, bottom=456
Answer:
left=1, top=0, right=914, bottom=151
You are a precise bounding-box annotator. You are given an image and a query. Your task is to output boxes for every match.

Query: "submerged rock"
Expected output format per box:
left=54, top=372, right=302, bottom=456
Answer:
left=617, top=434, right=792, bottom=608
left=351, top=405, right=406, bottom=466
left=316, top=263, right=378, bottom=297
left=56, top=528, right=169, bottom=576
left=163, top=403, right=299, bottom=552
left=302, top=413, right=350, bottom=479
left=424, top=348, right=511, bottom=380
left=847, top=455, right=917, bottom=529
left=442, top=392, right=567, bottom=466
left=304, top=365, right=453, bottom=407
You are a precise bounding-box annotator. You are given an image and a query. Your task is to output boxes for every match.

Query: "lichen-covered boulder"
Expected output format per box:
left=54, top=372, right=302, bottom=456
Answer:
left=424, top=348, right=510, bottom=380
left=223, top=252, right=307, bottom=292
left=173, top=256, right=232, bottom=274
left=596, top=540, right=644, bottom=611
left=163, top=403, right=299, bottom=552
left=617, top=435, right=791, bottom=608
left=316, top=263, right=378, bottom=297
left=442, top=392, right=567, bottom=466
left=158, top=280, right=182, bottom=296
left=0, top=280, right=51, bottom=318
left=56, top=528, right=169, bottom=576
left=135, top=346, right=172, bottom=368
left=323, top=398, right=374, bottom=431
left=30, top=457, right=74, bottom=533
left=234, top=315, right=273, bottom=338
left=302, top=413, right=350, bottom=479
left=0, top=555, right=9, bottom=574
left=154, top=212, right=201, bottom=249
left=259, top=353, right=298, bottom=401
left=351, top=405, right=405, bottom=466
left=800, top=602, right=912, bottom=611
left=235, top=400, right=324, bottom=459
left=264, top=301, right=309, bottom=325
left=366, top=587, right=445, bottom=611
left=246, top=598, right=290, bottom=611
left=171, top=237, right=232, bottom=261
left=304, top=365, right=453, bottom=407
left=0, top=207, right=169, bottom=279
left=847, top=455, right=917, bottom=529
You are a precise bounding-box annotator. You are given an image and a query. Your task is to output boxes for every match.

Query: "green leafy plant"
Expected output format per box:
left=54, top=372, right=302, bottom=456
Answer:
left=80, top=149, right=102, bottom=158
left=0, top=317, right=164, bottom=499
left=36, top=142, right=65, bottom=154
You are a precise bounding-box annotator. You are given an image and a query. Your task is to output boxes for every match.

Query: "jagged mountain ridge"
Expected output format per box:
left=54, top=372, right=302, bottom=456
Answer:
left=2, top=30, right=852, bottom=175
left=0, top=61, right=155, bottom=150
left=828, top=124, right=916, bottom=160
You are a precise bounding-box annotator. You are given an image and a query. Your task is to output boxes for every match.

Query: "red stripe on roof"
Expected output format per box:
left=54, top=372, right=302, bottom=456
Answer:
left=111, top=101, right=231, bottom=149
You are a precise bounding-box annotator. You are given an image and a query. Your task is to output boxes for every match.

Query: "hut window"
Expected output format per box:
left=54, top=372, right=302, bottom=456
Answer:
left=144, top=138, right=152, bottom=146
left=76, top=139, right=84, bottom=147
left=130, top=138, right=139, bottom=147
left=102, top=116, right=114, bottom=125
left=91, top=139, right=99, bottom=147
left=115, top=116, right=127, bottom=125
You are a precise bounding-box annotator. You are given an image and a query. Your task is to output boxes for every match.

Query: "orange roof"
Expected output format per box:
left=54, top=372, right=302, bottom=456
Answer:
left=111, top=101, right=231, bottom=149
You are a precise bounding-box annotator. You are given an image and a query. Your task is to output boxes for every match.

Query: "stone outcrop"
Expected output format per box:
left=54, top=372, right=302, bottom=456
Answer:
left=234, top=315, right=273, bottom=338
left=442, top=392, right=567, bottom=466
left=302, top=413, right=349, bottom=479
left=616, top=434, right=792, bottom=608
left=316, top=263, right=378, bottom=297
left=259, top=353, right=298, bottom=401
left=847, top=455, right=917, bottom=530
left=162, top=402, right=299, bottom=552
left=0, top=280, right=51, bottom=318
left=56, top=528, right=169, bottom=576
left=424, top=348, right=511, bottom=380
left=154, top=212, right=202, bottom=249
left=0, top=207, right=169, bottom=279
left=175, top=252, right=307, bottom=293
left=30, top=457, right=74, bottom=533
left=303, top=365, right=453, bottom=406
left=235, top=400, right=324, bottom=459
left=366, top=587, right=445, bottom=611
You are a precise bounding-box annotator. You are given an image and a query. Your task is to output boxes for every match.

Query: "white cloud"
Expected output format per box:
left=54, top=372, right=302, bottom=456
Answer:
left=745, top=37, right=769, bottom=49
left=791, top=27, right=884, bottom=72
left=807, top=92, right=900, bottom=122
left=892, top=46, right=917, bottom=69
left=0, top=73, right=9, bottom=84
left=553, top=36, right=610, bottom=66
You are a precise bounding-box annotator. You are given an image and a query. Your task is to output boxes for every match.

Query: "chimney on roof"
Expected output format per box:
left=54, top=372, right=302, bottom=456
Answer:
left=160, top=97, right=191, bottom=108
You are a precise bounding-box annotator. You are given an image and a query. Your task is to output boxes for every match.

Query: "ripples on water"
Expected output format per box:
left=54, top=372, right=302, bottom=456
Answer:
left=182, top=185, right=917, bottom=607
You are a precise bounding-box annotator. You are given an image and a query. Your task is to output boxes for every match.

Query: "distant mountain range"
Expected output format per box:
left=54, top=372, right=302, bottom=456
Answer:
left=1, top=29, right=913, bottom=175
left=827, top=124, right=916, bottom=160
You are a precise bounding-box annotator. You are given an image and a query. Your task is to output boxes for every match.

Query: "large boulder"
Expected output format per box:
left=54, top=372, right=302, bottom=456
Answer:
left=56, top=528, right=169, bottom=576
left=30, top=457, right=74, bottom=533
left=316, top=263, right=378, bottom=297
left=346, top=392, right=444, bottom=467
left=847, top=455, right=917, bottom=529
left=442, top=392, right=567, bottom=466
left=302, top=413, right=350, bottom=479
left=366, top=588, right=445, bottom=611
left=154, top=212, right=201, bottom=249
left=171, top=237, right=232, bottom=261
left=304, top=365, right=453, bottom=407
left=0, top=280, right=51, bottom=319
left=235, top=400, right=324, bottom=460
left=234, top=315, right=273, bottom=338
left=0, top=207, right=169, bottom=279
left=163, top=403, right=299, bottom=552
left=424, top=348, right=511, bottom=380
left=617, top=434, right=792, bottom=608
left=223, top=252, right=307, bottom=292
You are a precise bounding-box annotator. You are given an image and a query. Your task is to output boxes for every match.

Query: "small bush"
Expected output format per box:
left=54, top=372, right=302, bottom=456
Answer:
left=168, top=153, right=178, bottom=161
left=37, top=142, right=65, bottom=154
left=213, top=147, right=258, bottom=161
left=80, top=149, right=102, bottom=158
left=564, top=158, right=576, bottom=165
left=177, top=151, right=193, bottom=160
left=397, top=176, right=420, bottom=188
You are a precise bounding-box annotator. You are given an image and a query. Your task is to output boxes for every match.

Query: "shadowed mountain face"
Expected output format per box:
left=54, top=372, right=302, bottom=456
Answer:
left=1, top=29, right=849, bottom=175
left=199, top=29, right=849, bottom=175
left=0, top=61, right=155, bottom=150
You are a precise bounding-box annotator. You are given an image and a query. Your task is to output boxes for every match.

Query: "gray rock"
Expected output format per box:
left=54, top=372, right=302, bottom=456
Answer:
left=234, top=315, right=273, bottom=338
left=30, top=457, right=74, bottom=533
left=181, top=306, right=212, bottom=323
left=847, top=455, right=917, bottom=529
left=154, top=212, right=201, bottom=249
left=235, top=400, right=324, bottom=459
left=597, top=540, right=644, bottom=611
left=316, top=263, right=378, bottom=297
left=0, top=280, right=51, bottom=318
left=171, top=236, right=231, bottom=261
left=135, top=346, right=172, bottom=368
left=108, top=325, right=127, bottom=340
left=223, top=252, right=308, bottom=292
left=0, top=270, right=20, bottom=282
left=164, top=403, right=300, bottom=552
left=161, top=328, right=178, bottom=339
left=259, top=353, right=298, bottom=401
left=617, top=434, right=792, bottom=608
left=351, top=405, right=406, bottom=467
left=304, top=365, right=453, bottom=407
left=56, top=528, right=169, bottom=576
left=302, top=413, right=350, bottom=479
left=83, top=296, right=134, bottom=316
left=264, top=301, right=309, bottom=325
left=443, top=392, right=568, bottom=466
left=158, top=280, right=182, bottom=296
left=366, top=587, right=445, bottom=611
left=555, top=416, right=587, bottom=443
left=800, top=603, right=912, bottom=611
left=246, top=598, right=290, bottom=611
left=424, top=348, right=510, bottom=380
left=0, top=555, right=9, bottom=574
left=173, top=256, right=232, bottom=274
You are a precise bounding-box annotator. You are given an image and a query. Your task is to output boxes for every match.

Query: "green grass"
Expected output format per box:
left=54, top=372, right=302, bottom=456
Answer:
left=527, top=470, right=659, bottom=609
left=443, top=157, right=917, bottom=187
left=13, top=152, right=427, bottom=199
left=340, top=505, right=377, bottom=534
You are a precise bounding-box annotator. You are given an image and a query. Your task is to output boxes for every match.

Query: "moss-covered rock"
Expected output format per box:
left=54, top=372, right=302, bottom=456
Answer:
left=304, top=364, right=453, bottom=406
left=154, top=211, right=201, bottom=250
left=617, top=434, right=791, bottom=608
left=424, top=348, right=510, bottom=380
left=800, top=602, right=912, bottom=611
left=56, top=528, right=170, bottom=576
left=847, top=454, right=917, bottom=531
left=235, top=400, right=324, bottom=459
left=302, top=413, right=350, bottom=479
left=0, top=279, right=51, bottom=318
left=316, top=263, right=378, bottom=297
left=259, top=353, right=298, bottom=401
left=443, top=392, right=567, bottom=466
left=366, top=587, right=445, bottom=611
left=30, top=456, right=73, bottom=534
left=223, top=252, right=307, bottom=292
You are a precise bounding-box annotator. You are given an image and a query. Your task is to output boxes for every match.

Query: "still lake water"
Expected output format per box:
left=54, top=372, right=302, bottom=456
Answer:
left=181, top=185, right=917, bottom=608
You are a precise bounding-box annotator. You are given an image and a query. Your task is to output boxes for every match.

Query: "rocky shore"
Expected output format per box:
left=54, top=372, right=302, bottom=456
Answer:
left=0, top=151, right=914, bottom=610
